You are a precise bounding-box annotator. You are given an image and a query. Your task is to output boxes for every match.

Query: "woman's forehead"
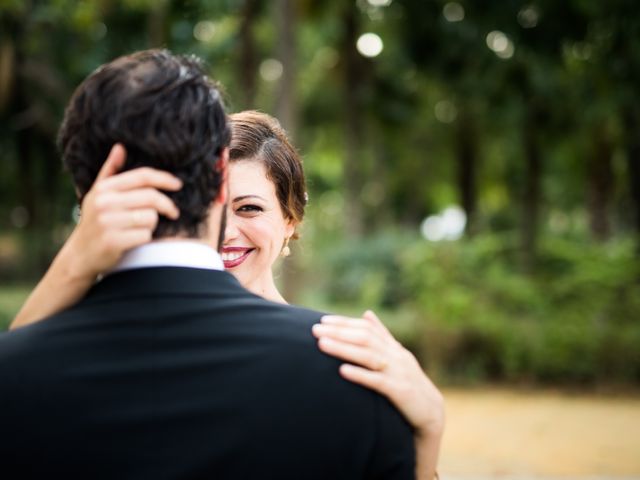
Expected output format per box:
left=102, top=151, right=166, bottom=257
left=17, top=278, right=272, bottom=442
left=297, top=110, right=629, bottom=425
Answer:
left=229, top=160, right=276, bottom=198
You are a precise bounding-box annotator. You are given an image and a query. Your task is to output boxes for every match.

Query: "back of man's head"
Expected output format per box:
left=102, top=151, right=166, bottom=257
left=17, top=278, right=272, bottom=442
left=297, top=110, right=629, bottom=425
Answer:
left=58, top=49, right=230, bottom=238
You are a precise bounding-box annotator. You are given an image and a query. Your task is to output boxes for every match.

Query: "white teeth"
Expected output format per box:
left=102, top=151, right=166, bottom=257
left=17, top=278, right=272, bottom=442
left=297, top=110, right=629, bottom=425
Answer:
left=222, top=252, right=245, bottom=262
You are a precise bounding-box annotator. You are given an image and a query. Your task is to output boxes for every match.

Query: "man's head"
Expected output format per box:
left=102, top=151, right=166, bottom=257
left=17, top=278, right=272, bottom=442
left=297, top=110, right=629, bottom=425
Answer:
left=58, top=49, right=230, bottom=239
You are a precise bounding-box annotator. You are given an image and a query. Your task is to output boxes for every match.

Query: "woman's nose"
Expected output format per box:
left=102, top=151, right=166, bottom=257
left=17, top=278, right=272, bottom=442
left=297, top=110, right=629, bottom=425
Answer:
left=224, top=213, right=239, bottom=243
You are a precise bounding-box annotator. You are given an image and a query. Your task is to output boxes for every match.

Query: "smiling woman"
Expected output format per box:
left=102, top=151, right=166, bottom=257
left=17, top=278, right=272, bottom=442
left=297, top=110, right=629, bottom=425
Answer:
left=223, top=110, right=306, bottom=304
left=223, top=160, right=295, bottom=301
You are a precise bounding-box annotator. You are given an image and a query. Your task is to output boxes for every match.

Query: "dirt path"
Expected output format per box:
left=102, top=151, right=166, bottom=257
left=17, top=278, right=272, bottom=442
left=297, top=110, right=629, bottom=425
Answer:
left=439, top=388, right=640, bottom=479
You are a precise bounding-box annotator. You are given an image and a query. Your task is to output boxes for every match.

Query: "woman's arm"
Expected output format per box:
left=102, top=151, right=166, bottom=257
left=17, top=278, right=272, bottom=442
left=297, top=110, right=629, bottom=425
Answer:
left=10, top=144, right=182, bottom=330
left=312, top=311, right=444, bottom=480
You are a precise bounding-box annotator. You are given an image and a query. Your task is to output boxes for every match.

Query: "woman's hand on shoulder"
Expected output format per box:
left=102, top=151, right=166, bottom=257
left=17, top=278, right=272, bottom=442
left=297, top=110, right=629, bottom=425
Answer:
left=311, top=310, right=445, bottom=437
left=63, top=143, right=182, bottom=280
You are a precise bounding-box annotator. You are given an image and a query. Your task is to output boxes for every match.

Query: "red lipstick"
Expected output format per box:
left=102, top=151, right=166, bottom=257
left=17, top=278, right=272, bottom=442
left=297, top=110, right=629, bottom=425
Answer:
left=222, top=247, right=254, bottom=269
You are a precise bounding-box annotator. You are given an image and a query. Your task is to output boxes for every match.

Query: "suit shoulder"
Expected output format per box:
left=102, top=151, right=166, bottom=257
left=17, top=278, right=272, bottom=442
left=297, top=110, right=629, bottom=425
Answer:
left=0, top=326, right=40, bottom=358
left=272, top=302, right=327, bottom=328
left=236, top=295, right=325, bottom=335
left=0, top=327, right=47, bottom=384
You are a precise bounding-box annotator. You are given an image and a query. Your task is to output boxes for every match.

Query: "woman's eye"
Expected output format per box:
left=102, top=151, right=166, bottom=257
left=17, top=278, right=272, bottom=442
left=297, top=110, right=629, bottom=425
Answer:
left=237, top=204, right=263, bottom=213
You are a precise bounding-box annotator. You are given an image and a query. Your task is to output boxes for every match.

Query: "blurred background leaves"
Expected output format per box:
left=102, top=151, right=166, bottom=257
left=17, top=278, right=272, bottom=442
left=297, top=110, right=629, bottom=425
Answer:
left=1, top=0, right=639, bottom=387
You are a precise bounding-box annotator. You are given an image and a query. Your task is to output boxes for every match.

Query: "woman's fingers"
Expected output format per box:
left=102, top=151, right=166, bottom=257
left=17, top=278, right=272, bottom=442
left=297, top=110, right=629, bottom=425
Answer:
left=85, top=145, right=182, bottom=224
left=315, top=312, right=446, bottom=438
left=95, top=144, right=127, bottom=182
left=362, top=310, right=383, bottom=327
left=98, top=166, right=182, bottom=193
left=111, top=228, right=154, bottom=251
left=93, top=143, right=181, bottom=194
left=362, top=310, right=397, bottom=342
left=312, top=322, right=384, bottom=349
left=94, top=189, right=179, bottom=220
left=314, top=316, right=391, bottom=370
left=321, top=315, right=369, bottom=329
left=316, top=335, right=388, bottom=371
left=63, top=145, right=183, bottom=280
left=339, top=364, right=389, bottom=395
left=322, top=312, right=394, bottom=342
left=96, top=209, right=159, bottom=230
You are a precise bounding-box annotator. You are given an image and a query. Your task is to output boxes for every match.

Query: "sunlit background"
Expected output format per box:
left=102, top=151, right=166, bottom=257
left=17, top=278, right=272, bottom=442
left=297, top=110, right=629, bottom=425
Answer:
left=1, top=0, right=640, bottom=477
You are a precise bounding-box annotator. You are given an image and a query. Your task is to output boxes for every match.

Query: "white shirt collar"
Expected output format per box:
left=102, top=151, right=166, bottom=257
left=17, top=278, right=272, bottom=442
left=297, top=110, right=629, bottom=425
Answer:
left=109, top=241, right=224, bottom=274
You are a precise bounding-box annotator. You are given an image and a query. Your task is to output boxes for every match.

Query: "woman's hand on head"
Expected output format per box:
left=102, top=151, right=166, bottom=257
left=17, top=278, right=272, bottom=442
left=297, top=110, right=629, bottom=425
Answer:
left=64, top=143, right=182, bottom=280
left=312, top=310, right=445, bottom=437
left=9, top=144, right=182, bottom=331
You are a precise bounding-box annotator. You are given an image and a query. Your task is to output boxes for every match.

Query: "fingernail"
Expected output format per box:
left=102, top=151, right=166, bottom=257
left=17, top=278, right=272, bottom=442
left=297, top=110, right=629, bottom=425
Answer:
left=312, top=323, right=330, bottom=334
left=318, top=337, right=334, bottom=348
left=339, top=364, right=355, bottom=374
left=321, top=316, right=339, bottom=324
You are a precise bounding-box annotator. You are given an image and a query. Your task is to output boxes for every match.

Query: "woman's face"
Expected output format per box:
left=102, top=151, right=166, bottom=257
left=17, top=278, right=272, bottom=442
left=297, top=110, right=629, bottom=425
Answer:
left=222, top=160, right=295, bottom=288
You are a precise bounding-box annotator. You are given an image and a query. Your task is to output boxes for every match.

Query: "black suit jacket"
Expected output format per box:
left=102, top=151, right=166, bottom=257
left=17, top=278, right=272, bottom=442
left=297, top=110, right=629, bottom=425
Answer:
left=0, top=267, right=415, bottom=479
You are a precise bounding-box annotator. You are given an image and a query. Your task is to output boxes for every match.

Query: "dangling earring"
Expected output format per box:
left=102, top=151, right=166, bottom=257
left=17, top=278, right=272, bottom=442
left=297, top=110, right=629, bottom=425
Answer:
left=281, top=237, right=291, bottom=257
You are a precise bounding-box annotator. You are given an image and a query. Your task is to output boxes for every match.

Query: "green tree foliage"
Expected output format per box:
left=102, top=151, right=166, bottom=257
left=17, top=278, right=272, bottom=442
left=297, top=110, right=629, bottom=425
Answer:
left=1, top=0, right=639, bottom=384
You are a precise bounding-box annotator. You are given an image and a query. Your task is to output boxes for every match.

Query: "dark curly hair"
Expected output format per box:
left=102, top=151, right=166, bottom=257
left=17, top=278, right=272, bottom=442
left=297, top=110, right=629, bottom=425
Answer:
left=229, top=111, right=306, bottom=240
left=58, top=49, right=231, bottom=238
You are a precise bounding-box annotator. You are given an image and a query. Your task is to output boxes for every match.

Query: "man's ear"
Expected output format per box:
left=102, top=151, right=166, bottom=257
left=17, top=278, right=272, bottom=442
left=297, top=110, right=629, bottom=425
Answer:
left=215, top=147, right=229, bottom=205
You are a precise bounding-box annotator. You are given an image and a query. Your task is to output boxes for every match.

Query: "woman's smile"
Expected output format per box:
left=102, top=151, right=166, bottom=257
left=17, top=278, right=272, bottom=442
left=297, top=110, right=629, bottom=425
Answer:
left=221, top=247, right=255, bottom=268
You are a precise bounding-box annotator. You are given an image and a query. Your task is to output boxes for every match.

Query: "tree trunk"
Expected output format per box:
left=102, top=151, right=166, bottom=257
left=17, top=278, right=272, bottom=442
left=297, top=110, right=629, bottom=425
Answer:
left=275, top=0, right=296, bottom=138
left=457, top=111, right=478, bottom=236
left=147, top=0, right=168, bottom=47
left=587, top=124, right=614, bottom=242
left=368, top=124, right=391, bottom=230
left=0, top=36, right=15, bottom=114
left=238, top=0, right=259, bottom=109
left=623, top=108, right=640, bottom=256
left=341, top=2, right=365, bottom=238
left=16, top=126, right=35, bottom=227
left=521, top=109, right=542, bottom=272
left=274, top=0, right=301, bottom=302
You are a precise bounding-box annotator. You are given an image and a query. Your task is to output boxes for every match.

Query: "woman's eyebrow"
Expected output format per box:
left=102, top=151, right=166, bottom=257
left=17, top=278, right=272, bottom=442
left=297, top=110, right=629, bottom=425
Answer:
left=232, top=194, right=267, bottom=203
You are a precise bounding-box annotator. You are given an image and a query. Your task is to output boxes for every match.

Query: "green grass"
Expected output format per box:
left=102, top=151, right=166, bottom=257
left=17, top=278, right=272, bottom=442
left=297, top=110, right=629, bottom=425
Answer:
left=0, top=286, right=32, bottom=331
